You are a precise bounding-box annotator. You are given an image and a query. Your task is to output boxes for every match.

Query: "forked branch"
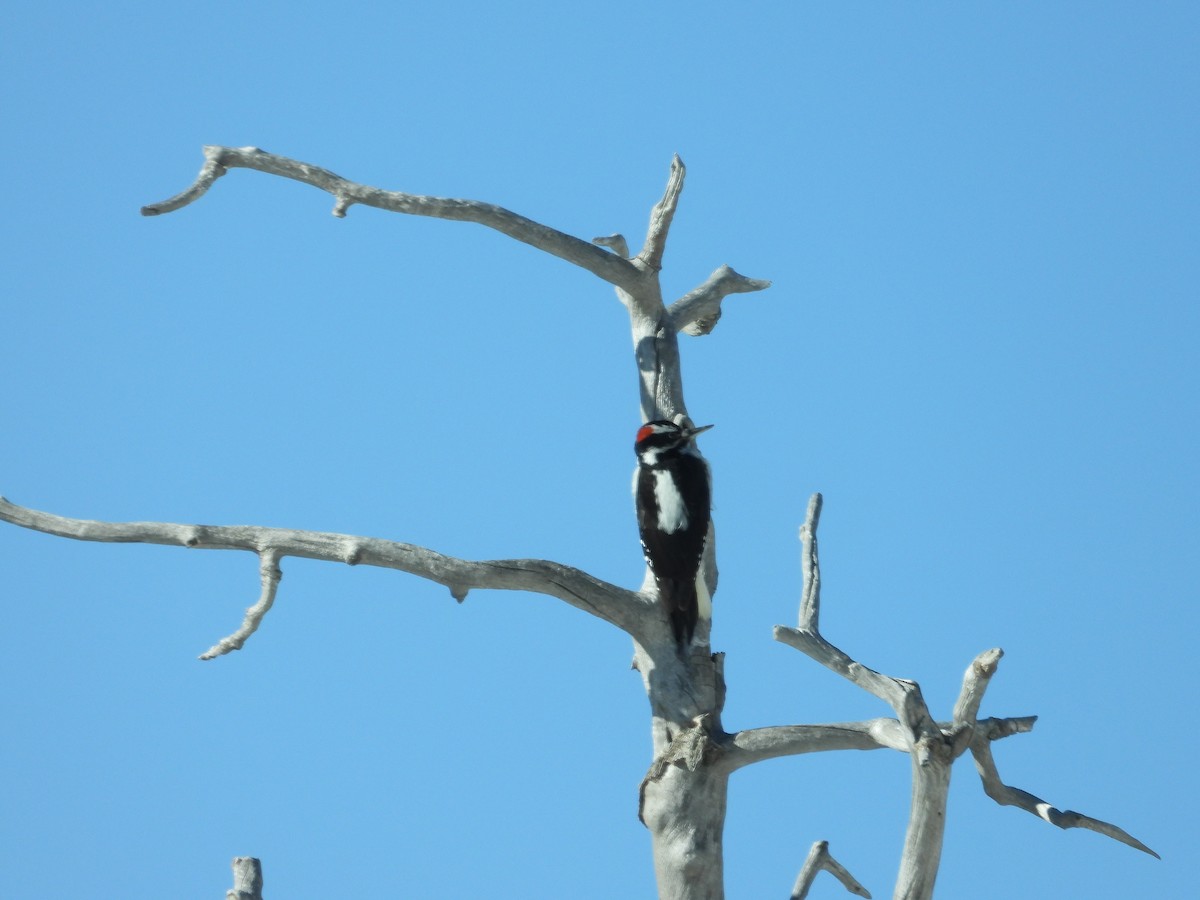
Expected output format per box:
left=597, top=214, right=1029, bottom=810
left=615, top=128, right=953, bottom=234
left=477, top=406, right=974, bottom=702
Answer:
left=773, top=492, right=1157, bottom=899
left=790, top=841, right=872, bottom=900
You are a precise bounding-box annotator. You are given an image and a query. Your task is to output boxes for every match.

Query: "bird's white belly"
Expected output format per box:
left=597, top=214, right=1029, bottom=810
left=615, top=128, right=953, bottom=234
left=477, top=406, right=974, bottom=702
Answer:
left=653, top=470, right=689, bottom=533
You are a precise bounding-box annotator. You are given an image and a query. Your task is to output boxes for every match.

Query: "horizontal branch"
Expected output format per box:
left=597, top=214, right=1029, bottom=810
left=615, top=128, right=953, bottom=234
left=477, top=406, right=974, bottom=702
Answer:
left=141, top=146, right=645, bottom=294
left=722, top=714, right=1035, bottom=774
left=0, top=497, right=648, bottom=651
left=719, top=720, right=903, bottom=772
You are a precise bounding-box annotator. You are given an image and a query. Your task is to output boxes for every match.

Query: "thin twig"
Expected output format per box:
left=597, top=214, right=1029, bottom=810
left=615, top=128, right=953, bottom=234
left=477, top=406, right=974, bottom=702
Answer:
left=199, top=551, right=282, bottom=659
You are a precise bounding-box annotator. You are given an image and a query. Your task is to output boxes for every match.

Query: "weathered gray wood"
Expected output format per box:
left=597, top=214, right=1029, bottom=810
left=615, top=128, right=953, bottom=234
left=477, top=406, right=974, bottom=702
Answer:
left=970, top=732, right=1159, bottom=858
left=0, top=497, right=650, bottom=646
left=225, top=856, right=263, bottom=900
left=774, top=494, right=1156, bottom=898
left=141, top=146, right=646, bottom=295
left=12, top=153, right=774, bottom=900
left=791, top=841, right=872, bottom=899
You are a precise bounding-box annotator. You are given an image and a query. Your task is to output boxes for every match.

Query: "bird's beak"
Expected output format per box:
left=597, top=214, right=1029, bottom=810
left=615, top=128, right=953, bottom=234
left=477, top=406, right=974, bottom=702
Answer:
left=683, top=423, right=714, bottom=441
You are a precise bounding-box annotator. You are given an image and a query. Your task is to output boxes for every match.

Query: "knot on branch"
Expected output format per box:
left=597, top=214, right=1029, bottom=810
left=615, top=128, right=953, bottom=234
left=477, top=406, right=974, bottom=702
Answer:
left=638, top=713, right=723, bottom=825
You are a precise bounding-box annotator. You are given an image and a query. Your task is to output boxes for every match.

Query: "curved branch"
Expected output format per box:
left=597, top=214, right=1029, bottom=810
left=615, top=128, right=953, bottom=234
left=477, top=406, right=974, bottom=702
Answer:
left=668, top=265, right=772, bottom=336
left=200, top=550, right=282, bottom=660
left=970, top=733, right=1159, bottom=858
left=592, top=233, right=630, bottom=258
left=141, top=146, right=645, bottom=294
left=0, top=497, right=648, bottom=653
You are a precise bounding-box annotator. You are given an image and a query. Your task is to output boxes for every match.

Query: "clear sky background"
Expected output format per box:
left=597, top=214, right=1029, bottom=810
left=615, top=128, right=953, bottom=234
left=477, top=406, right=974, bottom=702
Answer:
left=2, top=3, right=1195, bottom=898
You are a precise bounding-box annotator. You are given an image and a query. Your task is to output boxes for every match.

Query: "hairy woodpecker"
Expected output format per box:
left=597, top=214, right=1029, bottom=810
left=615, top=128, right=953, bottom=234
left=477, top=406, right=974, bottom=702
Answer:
left=634, top=419, right=714, bottom=648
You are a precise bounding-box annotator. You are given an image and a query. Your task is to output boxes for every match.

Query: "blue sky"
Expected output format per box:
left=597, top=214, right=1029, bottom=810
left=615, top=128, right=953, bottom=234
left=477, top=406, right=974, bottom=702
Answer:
left=2, top=2, right=1195, bottom=897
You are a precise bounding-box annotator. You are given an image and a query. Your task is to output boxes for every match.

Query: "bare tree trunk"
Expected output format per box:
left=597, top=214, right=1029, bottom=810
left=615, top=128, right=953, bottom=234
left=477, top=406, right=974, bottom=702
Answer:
left=895, top=755, right=952, bottom=900
left=635, top=645, right=730, bottom=898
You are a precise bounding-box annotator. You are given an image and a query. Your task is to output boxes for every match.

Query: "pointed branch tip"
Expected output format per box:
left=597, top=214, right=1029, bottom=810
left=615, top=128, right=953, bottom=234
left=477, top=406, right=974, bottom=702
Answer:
left=592, top=234, right=630, bottom=257
left=971, top=737, right=1159, bottom=858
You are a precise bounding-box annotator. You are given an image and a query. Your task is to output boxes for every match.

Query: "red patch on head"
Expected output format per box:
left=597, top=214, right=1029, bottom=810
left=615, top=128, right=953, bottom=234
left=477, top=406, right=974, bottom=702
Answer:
left=636, top=424, right=656, bottom=444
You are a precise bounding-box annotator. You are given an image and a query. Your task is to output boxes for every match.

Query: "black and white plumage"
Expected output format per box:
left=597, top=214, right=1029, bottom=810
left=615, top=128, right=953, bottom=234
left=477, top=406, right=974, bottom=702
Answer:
left=634, top=419, right=713, bottom=648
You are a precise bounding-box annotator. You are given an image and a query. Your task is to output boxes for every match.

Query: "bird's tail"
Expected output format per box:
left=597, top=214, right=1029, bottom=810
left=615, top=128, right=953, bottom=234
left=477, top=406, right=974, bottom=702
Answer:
left=659, top=576, right=699, bottom=649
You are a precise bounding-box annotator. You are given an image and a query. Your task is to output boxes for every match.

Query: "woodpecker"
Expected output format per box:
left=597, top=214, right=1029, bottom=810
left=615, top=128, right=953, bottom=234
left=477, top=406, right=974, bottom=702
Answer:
left=634, top=419, right=714, bottom=648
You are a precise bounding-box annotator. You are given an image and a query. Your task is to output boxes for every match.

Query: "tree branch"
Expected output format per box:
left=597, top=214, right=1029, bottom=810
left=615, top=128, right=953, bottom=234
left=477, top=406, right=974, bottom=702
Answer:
left=141, top=146, right=645, bottom=294
left=200, top=550, right=282, bottom=660
left=773, top=493, right=962, bottom=900
left=592, top=233, right=630, bottom=258
left=774, top=492, right=1158, bottom=896
left=775, top=493, right=941, bottom=744
left=0, top=497, right=648, bottom=655
left=969, top=733, right=1160, bottom=858
left=773, top=626, right=931, bottom=739
left=668, top=265, right=772, bottom=336
left=798, top=493, right=822, bottom=632
left=637, top=154, right=685, bottom=273
left=225, top=856, right=263, bottom=900
left=790, top=841, right=872, bottom=900
left=719, top=720, right=905, bottom=772
left=952, top=647, right=1004, bottom=731
left=721, top=715, right=1037, bottom=774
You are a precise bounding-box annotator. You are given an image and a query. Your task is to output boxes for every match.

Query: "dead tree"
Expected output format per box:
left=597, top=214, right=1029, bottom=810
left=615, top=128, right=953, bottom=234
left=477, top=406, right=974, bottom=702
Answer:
left=0, top=148, right=1156, bottom=899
